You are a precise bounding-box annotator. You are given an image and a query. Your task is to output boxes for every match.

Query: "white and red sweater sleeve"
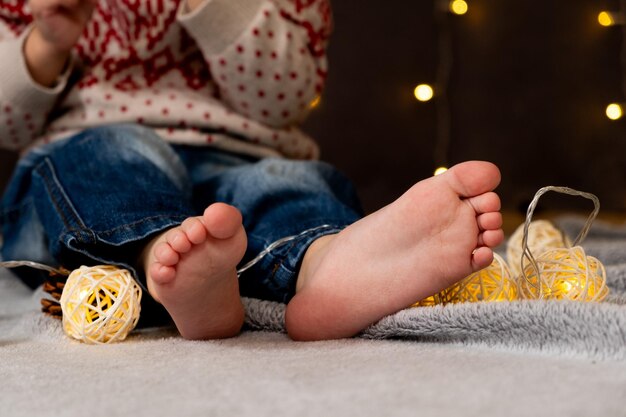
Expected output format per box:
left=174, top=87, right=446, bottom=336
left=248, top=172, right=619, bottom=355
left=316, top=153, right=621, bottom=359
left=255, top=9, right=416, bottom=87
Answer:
left=0, top=0, right=332, bottom=154
left=178, top=0, right=331, bottom=128
left=0, top=3, right=73, bottom=150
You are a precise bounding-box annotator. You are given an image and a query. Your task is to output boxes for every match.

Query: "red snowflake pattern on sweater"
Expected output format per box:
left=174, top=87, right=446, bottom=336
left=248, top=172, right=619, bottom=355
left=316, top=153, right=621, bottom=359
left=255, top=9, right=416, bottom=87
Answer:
left=74, top=0, right=209, bottom=91
left=0, top=0, right=331, bottom=159
left=0, top=1, right=31, bottom=35
left=282, top=0, right=331, bottom=57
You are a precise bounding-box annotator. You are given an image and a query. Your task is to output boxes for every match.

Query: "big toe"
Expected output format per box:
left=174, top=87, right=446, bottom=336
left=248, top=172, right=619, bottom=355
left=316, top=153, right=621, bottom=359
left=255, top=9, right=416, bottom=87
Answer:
left=202, top=203, right=243, bottom=240
left=444, top=161, right=501, bottom=198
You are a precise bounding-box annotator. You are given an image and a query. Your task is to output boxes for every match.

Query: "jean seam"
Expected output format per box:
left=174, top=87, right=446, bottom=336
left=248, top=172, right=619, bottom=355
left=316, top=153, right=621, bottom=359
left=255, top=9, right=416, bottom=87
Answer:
left=278, top=225, right=343, bottom=271
left=268, top=239, right=299, bottom=276
left=36, top=158, right=96, bottom=244
left=95, top=214, right=189, bottom=237
left=262, top=225, right=345, bottom=298
left=34, top=153, right=190, bottom=246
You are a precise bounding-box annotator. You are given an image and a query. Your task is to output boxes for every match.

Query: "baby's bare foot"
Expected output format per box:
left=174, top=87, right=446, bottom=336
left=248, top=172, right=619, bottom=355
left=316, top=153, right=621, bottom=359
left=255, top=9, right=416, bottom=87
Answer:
left=143, top=203, right=247, bottom=339
left=286, top=161, right=504, bottom=341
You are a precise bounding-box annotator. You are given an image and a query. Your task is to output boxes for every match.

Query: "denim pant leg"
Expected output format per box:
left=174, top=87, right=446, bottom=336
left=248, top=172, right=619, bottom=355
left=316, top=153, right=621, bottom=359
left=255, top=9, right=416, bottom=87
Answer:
left=177, top=149, right=364, bottom=304
left=1, top=125, right=196, bottom=323
left=2, top=126, right=363, bottom=325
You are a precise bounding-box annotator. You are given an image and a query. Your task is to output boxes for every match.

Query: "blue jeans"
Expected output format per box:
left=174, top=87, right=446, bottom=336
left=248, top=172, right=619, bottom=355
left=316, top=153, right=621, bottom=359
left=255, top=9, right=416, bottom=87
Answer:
left=0, top=125, right=363, bottom=324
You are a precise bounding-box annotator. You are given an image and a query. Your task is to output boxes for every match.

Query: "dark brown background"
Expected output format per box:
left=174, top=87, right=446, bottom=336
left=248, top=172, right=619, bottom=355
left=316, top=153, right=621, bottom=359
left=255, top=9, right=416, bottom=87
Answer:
left=2, top=0, right=626, bottom=216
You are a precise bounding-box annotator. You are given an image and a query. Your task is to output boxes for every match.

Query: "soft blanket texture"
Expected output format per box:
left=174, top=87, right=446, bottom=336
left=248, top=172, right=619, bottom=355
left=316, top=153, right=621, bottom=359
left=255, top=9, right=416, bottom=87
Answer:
left=245, top=216, right=626, bottom=361
left=1, top=216, right=625, bottom=416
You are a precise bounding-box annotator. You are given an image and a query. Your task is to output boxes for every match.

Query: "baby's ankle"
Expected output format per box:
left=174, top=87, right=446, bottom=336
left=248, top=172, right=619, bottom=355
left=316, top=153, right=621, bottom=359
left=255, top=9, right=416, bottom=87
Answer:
left=295, top=234, right=337, bottom=292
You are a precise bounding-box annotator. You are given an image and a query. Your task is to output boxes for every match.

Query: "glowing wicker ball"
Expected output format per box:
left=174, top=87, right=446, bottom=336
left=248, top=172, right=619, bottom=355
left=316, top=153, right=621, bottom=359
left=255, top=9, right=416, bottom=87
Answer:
left=519, top=246, right=609, bottom=302
left=507, top=220, right=572, bottom=277
left=412, top=253, right=518, bottom=306
left=411, top=293, right=444, bottom=307
left=60, top=265, right=142, bottom=344
left=439, top=253, right=518, bottom=303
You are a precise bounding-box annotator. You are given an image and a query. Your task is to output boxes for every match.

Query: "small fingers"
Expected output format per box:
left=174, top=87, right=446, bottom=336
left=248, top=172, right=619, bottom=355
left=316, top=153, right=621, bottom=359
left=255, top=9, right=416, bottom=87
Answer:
left=149, top=263, right=176, bottom=286
left=180, top=217, right=207, bottom=245
left=477, top=229, right=505, bottom=248
left=154, top=242, right=179, bottom=266
left=465, top=192, right=501, bottom=215
left=471, top=247, right=494, bottom=270
left=477, top=212, right=503, bottom=232
left=166, top=228, right=192, bottom=253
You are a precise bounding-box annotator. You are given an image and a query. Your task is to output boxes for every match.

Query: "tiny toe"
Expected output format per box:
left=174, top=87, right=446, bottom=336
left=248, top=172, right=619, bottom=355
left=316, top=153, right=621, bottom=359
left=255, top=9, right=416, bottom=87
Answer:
left=166, top=228, right=192, bottom=253
left=480, top=229, right=505, bottom=248
left=181, top=217, right=207, bottom=245
left=465, top=192, right=501, bottom=215
left=477, top=212, right=503, bottom=231
left=149, top=263, right=176, bottom=285
left=154, top=242, right=180, bottom=266
left=471, top=247, right=494, bottom=270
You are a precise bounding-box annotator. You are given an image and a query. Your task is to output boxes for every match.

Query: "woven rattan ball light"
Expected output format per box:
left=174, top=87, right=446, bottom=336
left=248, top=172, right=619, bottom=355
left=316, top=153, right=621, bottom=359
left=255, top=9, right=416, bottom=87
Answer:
left=412, top=253, right=518, bottom=306
left=507, top=220, right=571, bottom=277
left=515, top=186, right=609, bottom=302
left=520, top=246, right=609, bottom=302
left=439, top=253, right=518, bottom=303
left=60, top=265, right=142, bottom=344
left=411, top=293, right=443, bottom=307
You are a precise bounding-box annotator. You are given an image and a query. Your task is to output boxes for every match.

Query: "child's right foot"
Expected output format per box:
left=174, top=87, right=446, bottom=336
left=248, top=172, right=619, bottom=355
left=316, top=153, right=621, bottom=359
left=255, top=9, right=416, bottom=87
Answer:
left=143, top=203, right=247, bottom=340
left=286, top=161, right=504, bottom=341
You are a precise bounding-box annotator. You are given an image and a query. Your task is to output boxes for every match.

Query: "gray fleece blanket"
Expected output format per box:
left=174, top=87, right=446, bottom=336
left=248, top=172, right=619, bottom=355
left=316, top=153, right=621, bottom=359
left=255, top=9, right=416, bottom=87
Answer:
left=2, top=215, right=626, bottom=361
left=1, top=216, right=626, bottom=417
left=243, top=216, right=626, bottom=360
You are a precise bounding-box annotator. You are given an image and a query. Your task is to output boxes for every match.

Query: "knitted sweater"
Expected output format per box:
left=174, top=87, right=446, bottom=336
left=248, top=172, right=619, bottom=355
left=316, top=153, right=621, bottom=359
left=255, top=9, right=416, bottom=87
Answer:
left=0, top=0, right=331, bottom=159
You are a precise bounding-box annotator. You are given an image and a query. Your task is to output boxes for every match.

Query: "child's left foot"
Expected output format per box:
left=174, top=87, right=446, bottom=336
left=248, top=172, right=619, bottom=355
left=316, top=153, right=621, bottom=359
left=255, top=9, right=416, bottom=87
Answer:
left=142, top=203, right=247, bottom=339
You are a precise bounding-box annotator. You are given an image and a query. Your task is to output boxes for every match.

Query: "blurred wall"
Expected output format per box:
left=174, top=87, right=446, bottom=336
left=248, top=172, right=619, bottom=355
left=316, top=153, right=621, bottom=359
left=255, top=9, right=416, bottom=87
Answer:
left=2, top=0, right=625, bottom=215
left=304, top=0, right=626, bottom=213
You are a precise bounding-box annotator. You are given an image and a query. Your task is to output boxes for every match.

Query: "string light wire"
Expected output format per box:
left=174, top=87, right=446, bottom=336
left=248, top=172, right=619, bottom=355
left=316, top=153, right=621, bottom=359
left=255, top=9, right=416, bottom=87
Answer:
left=433, top=0, right=455, bottom=171
left=1, top=225, right=335, bottom=279
left=619, top=0, right=626, bottom=98
left=520, top=186, right=600, bottom=297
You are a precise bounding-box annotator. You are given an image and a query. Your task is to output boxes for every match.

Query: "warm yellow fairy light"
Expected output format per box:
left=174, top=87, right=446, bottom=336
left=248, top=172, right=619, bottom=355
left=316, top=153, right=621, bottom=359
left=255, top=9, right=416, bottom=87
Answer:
left=440, top=253, right=518, bottom=303
left=414, top=84, right=434, bottom=102
left=434, top=166, right=448, bottom=176
left=598, top=11, right=616, bottom=27
left=606, top=103, right=623, bottom=120
left=450, top=0, right=468, bottom=15
left=520, top=246, right=609, bottom=302
left=309, top=95, right=321, bottom=109
left=412, top=253, right=517, bottom=307
left=60, top=265, right=142, bottom=344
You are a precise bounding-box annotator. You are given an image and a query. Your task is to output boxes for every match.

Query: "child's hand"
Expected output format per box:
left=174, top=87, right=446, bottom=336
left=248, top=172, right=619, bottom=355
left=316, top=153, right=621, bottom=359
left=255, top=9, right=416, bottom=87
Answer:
left=186, top=0, right=205, bottom=12
left=29, top=0, right=97, bottom=53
